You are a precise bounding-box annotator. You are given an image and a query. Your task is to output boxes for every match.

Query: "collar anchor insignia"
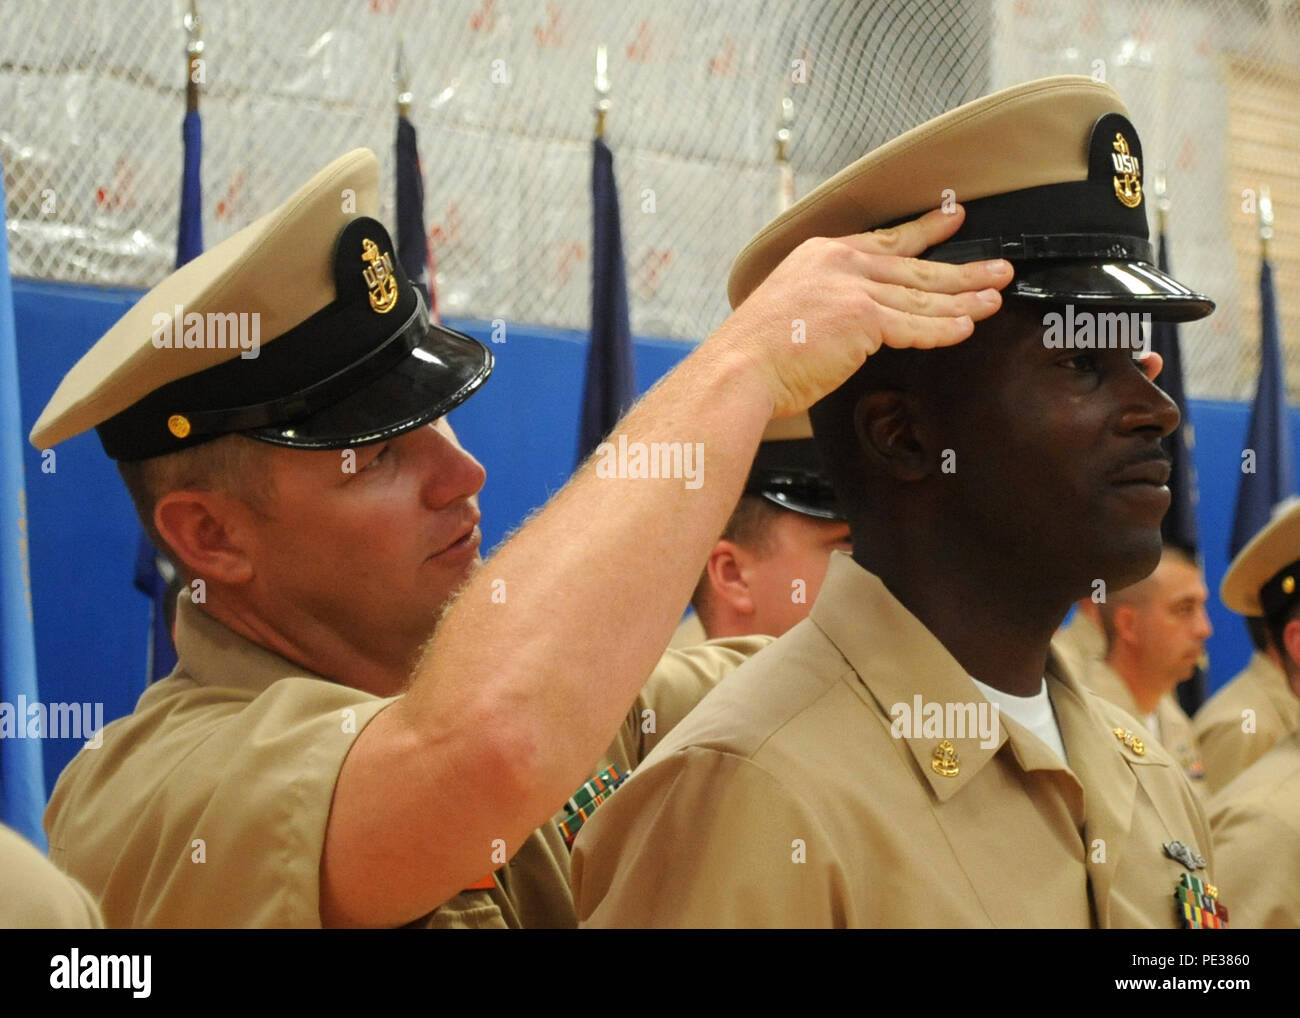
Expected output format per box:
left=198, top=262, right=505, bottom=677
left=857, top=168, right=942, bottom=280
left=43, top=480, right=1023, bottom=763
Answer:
left=931, top=740, right=960, bottom=777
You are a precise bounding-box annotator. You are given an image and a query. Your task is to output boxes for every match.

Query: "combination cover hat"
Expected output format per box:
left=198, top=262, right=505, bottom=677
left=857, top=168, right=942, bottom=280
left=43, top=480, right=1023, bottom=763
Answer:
left=31, top=149, right=493, bottom=460
left=746, top=414, right=843, bottom=521
left=727, top=76, right=1214, bottom=323
left=1221, top=497, right=1300, bottom=619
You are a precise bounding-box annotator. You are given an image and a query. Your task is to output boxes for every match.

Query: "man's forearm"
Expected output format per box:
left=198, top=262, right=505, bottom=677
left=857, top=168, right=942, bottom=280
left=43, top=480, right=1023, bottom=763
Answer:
left=408, top=339, right=772, bottom=818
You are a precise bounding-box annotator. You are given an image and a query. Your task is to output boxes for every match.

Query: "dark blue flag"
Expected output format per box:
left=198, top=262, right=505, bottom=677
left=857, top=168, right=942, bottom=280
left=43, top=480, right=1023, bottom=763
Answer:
left=578, top=137, right=636, bottom=465
left=1152, top=232, right=1206, bottom=714
left=0, top=152, right=48, bottom=847
left=1152, top=232, right=1199, bottom=556
left=1229, top=257, right=1295, bottom=557
left=176, top=109, right=204, bottom=266
left=395, top=113, right=434, bottom=316
left=133, top=107, right=205, bottom=684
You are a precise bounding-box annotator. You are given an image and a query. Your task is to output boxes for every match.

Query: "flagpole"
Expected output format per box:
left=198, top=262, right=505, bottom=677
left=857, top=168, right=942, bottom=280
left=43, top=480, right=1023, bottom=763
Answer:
left=578, top=45, right=635, bottom=465
left=1153, top=162, right=1168, bottom=243
left=1229, top=181, right=1294, bottom=557
left=594, top=44, right=610, bottom=141
left=1259, top=184, right=1273, bottom=261
left=185, top=0, right=202, bottom=114
left=395, top=42, right=411, bottom=119
left=775, top=94, right=794, bottom=215
left=393, top=43, right=439, bottom=321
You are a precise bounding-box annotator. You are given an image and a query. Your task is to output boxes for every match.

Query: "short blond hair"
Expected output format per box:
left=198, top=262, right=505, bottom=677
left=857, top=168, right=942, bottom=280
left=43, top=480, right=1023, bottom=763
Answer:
left=116, top=434, right=276, bottom=572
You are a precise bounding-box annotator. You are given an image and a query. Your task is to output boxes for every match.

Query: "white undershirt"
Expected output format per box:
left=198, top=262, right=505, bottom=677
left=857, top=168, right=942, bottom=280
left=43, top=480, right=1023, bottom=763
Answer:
left=969, top=675, right=1068, bottom=764
left=1144, top=712, right=1161, bottom=740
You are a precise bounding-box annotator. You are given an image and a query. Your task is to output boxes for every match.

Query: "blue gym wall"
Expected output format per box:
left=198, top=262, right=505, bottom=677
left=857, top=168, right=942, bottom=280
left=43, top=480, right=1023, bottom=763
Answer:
left=11, top=278, right=1294, bottom=797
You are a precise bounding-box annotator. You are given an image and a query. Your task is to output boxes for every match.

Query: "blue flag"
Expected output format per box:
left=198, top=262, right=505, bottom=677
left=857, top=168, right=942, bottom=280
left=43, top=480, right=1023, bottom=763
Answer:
left=133, top=107, right=205, bottom=684
left=0, top=152, right=48, bottom=848
left=1152, top=232, right=1206, bottom=714
left=1229, top=257, right=1295, bottom=557
left=578, top=137, right=636, bottom=465
left=1151, top=232, right=1200, bottom=555
left=395, top=113, right=434, bottom=316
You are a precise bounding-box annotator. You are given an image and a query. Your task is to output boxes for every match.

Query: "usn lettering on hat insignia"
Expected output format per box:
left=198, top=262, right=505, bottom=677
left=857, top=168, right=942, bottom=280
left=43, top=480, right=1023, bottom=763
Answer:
left=1174, top=872, right=1229, bottom=929
left=361, top=237, right=398, bottom=314
left=931, top=740, right=960, bottom=777
left=1111, top=133, right=1142, bottom=209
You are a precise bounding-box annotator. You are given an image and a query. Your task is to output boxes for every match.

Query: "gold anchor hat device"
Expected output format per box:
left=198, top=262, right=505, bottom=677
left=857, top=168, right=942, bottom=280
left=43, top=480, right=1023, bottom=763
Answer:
left=31, top=148, right=493, bottom=460
left=727, top=75, right=1214, bottom=323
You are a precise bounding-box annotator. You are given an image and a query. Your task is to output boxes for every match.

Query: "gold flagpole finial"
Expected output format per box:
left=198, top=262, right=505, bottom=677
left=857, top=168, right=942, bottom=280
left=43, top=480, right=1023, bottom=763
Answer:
left=184, top=0, right=203, bottom=111
left=395, top=42, right=412, bottom=117
left=594, top=45, right=611, bottom=140
left=1260, top=184, right=1274, bottom=260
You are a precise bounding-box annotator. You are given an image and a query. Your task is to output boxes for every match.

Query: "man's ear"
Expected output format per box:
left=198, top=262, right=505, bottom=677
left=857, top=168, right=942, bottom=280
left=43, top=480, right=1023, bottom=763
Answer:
left=1282, top=618, right=1300, bottom=686
left=852, top=389, right=938, bottom=482
left=704, top=541, right=756, bottom=619
left=154, top=489, right=257, bottom=586
left=1113, top=603, right=1141, bottom=649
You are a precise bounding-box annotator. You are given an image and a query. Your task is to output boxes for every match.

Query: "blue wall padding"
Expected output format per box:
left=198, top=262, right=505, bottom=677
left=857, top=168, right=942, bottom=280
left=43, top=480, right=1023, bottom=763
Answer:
left=10, top=278, right=1297, bottom=797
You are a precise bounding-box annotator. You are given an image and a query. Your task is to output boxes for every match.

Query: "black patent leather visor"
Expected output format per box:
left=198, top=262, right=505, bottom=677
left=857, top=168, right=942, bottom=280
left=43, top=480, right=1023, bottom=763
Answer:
left=247, top=314, right=493, bottom=449
left=1007, top=258, right=1214, bottom=323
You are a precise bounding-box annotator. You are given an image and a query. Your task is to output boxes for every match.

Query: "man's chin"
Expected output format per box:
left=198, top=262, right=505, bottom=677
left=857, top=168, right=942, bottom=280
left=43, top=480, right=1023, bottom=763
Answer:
left=1084, top=529, right=1165, bottom=594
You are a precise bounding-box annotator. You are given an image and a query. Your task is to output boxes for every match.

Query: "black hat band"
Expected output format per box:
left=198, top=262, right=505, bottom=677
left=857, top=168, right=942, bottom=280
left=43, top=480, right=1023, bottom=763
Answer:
left=1260, top=558, right=1300, bottom=624
left=174, top=294, right=429, bottom=439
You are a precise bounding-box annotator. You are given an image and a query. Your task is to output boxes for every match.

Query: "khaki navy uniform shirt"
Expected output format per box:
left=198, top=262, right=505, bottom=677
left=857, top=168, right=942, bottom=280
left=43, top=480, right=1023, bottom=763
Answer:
left=600, top=634, right=771, bottom=777
left=573, top=553, right=1216, bottom=928
left=0, top=823, right=102, bottom=928
left=1052, top=609, right=1105, bottom=683
left=1194, top=651, right=1300, bottom=795
left=1082, top=659, right=1205, bottom=793
left=1209, top=729, right=1300, bottom=927
left=45, top=594, right=756, bottom=928
left=667, top=612, right=707, bottom=649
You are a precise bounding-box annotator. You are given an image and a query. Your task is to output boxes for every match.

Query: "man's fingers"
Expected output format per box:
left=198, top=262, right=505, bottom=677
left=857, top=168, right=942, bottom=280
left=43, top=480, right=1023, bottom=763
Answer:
left=852, top=249, right=1013, bottom=297
left=837, top=204, right=967, bottom=258
left=870, top=303, right=977, bottom=351
left=862, top=277, right=1004, bottom=322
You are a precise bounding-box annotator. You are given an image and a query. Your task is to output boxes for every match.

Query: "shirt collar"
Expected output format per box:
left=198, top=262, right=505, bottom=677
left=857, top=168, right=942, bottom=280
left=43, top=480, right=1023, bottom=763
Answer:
left=809, top=553, right=1112, bottom=801
left=172, top=591, right=327, bottom=695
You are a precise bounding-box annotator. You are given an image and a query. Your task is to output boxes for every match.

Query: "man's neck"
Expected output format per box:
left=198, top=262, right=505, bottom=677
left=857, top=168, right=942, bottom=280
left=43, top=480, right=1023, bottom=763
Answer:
left=855, top=543, right=1068, bottom=698
left=1107, top=650, right=1166, bottom=715
left=197, top=598, right=413, bottom=698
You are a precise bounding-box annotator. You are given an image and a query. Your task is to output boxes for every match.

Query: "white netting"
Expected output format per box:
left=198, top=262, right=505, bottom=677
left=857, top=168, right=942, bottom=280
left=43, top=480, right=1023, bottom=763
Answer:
left=2, top=0, right=1298, bottom=399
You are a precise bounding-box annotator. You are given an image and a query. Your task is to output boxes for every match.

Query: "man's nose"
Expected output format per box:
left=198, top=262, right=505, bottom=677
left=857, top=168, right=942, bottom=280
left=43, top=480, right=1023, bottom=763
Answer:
left=1194, top=605, right=1213, bottom=641
left=414, top=421, right=487, bottom=508
left=1118, top=359, right=1180, bottom=441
